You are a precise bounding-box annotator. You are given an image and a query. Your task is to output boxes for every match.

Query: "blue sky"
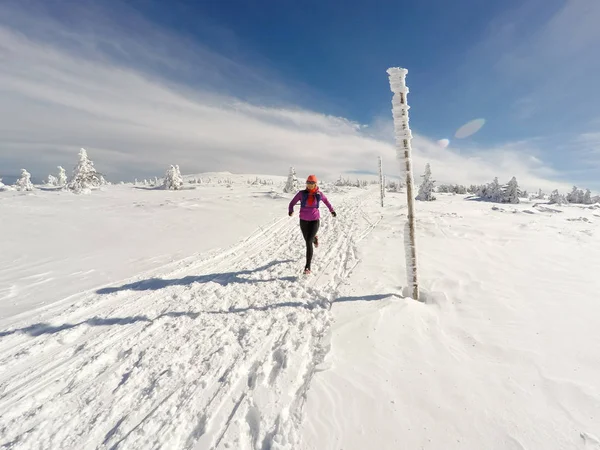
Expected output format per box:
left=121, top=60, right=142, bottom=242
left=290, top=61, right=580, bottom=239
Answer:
left=1, top=0, right=599, bottom=191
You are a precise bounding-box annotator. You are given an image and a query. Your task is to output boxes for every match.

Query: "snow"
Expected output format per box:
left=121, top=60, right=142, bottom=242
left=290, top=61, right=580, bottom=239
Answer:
left=1, top=178, right=599, bottom=449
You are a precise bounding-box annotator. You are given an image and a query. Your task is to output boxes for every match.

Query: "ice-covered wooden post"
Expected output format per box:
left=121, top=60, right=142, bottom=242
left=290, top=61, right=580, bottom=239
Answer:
left=387, top=67, right=420, bottom=301
left=379, top=156, right=384, bottom=207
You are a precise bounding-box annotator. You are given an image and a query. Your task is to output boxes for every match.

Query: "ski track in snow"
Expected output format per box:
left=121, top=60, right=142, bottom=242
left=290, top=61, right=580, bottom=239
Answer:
left=0, top=188, right=378, bottom=450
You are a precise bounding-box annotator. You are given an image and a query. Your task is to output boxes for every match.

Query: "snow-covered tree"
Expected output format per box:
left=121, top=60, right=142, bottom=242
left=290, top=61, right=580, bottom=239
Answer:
left=566, top=186, right=584, bottom=204
left=416, top=163, right=436, bottom=201
left=46, top=174, right=58, bottom=186
left=283, top=166, right=299, bottom=193
left=385, top=180, right=402, bottom=192
left=15, top=169, right=34, bottom=191
left=486, top=177, right=503, bottom=202
left=67, top=148, right=106, bottom=192
left=438, top=184, right=467, bottom=194
left=535, top=188, right=545, bottom=200
left=163, top=165, right=183, bottom=190
left=57, top=166, right=67, bottom=186
left=549, top=189, right=567, bottom=205
left=583, top=189, right=593, bottom=205
left=502, top=177, right=520, bottom=204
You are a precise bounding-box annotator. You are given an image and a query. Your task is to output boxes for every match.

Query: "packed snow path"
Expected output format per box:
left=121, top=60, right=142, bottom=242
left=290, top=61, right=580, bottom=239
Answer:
left=0, top=188, right=378, bottom=450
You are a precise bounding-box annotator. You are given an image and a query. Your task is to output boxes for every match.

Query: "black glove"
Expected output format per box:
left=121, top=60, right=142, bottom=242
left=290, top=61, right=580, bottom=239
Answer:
left=331, top=211, right=337, bottom=217
left=289, top=211, right=293, bottom=217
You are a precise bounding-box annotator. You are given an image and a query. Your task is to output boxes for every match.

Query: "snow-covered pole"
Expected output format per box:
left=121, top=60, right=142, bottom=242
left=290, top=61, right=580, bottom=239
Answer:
left=378, top=156, right=384, bottom=207
left=387, top=67, right=420, bottom=301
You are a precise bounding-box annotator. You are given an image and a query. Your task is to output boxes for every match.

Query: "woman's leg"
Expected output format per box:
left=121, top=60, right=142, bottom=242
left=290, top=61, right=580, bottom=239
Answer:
left=300, top=220, right=320, bottom=270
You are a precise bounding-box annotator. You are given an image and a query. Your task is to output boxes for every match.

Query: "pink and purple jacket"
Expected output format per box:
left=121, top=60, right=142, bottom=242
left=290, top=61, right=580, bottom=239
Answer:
left=288, top=189, right=335, bottom=221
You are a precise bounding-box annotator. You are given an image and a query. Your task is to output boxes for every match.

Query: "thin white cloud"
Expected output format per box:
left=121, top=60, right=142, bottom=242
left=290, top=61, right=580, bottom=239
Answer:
left=0, top=5, right=576, bottom=192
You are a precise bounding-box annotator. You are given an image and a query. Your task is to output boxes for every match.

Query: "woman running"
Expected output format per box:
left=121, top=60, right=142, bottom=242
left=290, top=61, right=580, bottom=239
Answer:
left=288, top=175, right=336, bottom=274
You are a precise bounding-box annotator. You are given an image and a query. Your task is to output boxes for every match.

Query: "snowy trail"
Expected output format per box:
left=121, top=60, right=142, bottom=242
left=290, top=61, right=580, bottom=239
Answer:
left=0, top=187, right=377, bottom=450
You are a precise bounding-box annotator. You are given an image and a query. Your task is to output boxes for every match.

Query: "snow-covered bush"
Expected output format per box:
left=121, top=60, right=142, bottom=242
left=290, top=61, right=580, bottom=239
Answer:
left=163, top=165, right=184, bottom=190
left=549, top=189, right=567, bottom=205
left=438, top=184, right=467, bottom=194
left=248, top=177, right=273, bottom=186
left=566, top=186, right=584, bottom=204
left=46, top=174, right=58, bottom=186
left=57, top=166, right=67, bottom=186
left=467, top=185, right=480, bottom=194
left=67, top=148, right=106, bottom=192
left=475, top=177, right=522, bottom=203
left=283, top=167, right=299, bottom=193
left=416, top=163, right=436, bottom=201
left=564, top=186, right=598, bottom=205
left=15, top=169, right=35, bottom=191
left=333, top=176, right=370, bottom=188
left=386, top=180, right=403, bottom=192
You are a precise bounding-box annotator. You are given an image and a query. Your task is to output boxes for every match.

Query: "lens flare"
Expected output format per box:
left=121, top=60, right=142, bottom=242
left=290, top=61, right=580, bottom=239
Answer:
left=455, top=118, right=485, bottom=139
left=437, top=138, right=450, bottom=148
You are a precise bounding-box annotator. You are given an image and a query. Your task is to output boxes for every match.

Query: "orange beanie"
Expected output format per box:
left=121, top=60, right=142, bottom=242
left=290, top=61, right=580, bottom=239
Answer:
left=306, top=175, right=317, bottom=183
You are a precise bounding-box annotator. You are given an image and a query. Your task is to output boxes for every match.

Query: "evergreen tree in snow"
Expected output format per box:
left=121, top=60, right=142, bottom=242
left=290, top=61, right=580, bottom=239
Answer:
left=502, top=177, right=520, bottom=204
left=583, top=189, right=593, bottom=205
left=163, top=165, right=184, bottom=190
left=15, top=169, right=34, bottom=191
left=283, top=166, right=299, bottom=193
left=67, top=148, right=106, bottom=192
left=46, top=174, right=58, bottom=186
left=535, top=188, right=545, bottom=200
left=57, top=166, right=67, bottom=186
left=486, top=177, right=503, bottom=202
left=549, top=189, right=567, bottom=205
left=416, top=163, right=436, bottom=201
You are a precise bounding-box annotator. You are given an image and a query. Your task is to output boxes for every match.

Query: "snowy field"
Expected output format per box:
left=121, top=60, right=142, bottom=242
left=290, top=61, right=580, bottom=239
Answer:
left=1, top=175, right=600, bottom=449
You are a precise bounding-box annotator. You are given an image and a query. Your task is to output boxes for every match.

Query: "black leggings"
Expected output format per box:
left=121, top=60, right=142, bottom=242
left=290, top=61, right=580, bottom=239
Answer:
left=299, top=219, right=320, bottom=270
